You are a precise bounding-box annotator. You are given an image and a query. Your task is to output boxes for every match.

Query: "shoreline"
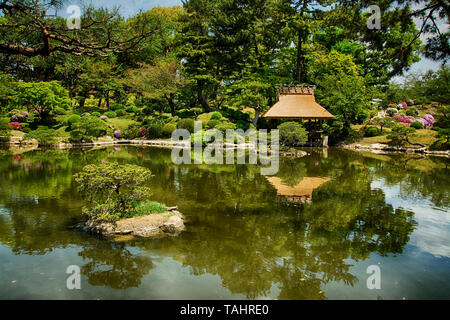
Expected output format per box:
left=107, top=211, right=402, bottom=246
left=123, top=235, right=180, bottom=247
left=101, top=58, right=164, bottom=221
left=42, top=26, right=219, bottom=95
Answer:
left=1, top=136, right=449, bottom=157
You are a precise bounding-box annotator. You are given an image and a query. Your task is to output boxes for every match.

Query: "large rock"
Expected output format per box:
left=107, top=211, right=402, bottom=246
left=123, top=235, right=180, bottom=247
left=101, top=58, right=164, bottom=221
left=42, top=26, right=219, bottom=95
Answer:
left=82, top=211, right=185, bottom=239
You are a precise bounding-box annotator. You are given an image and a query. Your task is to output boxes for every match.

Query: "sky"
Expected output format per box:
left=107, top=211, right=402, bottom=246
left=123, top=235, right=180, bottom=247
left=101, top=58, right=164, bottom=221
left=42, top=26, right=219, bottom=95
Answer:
left=56, top=0, right=447, bottom=83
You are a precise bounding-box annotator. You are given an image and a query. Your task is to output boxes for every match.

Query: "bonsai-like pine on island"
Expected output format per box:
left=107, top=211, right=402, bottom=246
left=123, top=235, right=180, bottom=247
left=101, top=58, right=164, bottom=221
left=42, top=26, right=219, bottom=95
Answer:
left=74, top=162, right=185, bottom=238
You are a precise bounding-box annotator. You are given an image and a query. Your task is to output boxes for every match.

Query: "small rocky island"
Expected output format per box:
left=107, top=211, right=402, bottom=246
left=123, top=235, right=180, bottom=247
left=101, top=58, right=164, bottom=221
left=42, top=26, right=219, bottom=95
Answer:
left=74, top=162, right=185, bottom=241
left=82, top=208, right=185, bottom=239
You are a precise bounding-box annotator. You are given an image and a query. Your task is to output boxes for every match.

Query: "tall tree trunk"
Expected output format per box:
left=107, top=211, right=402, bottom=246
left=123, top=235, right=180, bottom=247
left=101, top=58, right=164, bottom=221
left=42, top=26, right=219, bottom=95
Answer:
left=167, top=94, right=176, bottom=116
left=253, top=110, right=260, bottom=127
left=197, top=82, right=210, bottom=112
left=106, top=90, right=110, bottom=110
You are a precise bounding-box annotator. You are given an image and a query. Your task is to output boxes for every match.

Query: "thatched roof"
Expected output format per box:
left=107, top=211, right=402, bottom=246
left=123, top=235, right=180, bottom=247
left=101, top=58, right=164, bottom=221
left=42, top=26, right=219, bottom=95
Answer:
left=266, top=176, right=331, bottom=203
left=263, top=86, right=334, bottom=120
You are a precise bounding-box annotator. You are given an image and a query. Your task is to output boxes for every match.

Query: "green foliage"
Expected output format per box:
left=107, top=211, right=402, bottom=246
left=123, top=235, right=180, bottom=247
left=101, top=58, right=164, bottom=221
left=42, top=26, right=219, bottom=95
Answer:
left=365, top=126, right=381, bottom=137
left=126, top=105, right=139, bottom=113
left=104, top=111, right=117, bottom=118
left=429, top=139, right=450, bottom=151
left=67, top=114, right=81, bottom=128
left=69, top=116, right=109, bottom=142
left=387, top=125, right=416, bottom=146
left=125, top=201, right=167, bottom=218
left=316, top=73, right=372, bottom=132
left=123, top=125, right=142, bottom=140
left=91, top=112, right=101, bottom=117
left=406, top=108, right=419, bottom=117
left=206, top=119, right=221, bottom=129
left=435, top=106, right=450, bottom=142
left=147, top=122, right=164, bottom=139
left=74, top=162, right=153, bottom=222
left=411, top=121, right=425, bottom=130
left=0, top=117, right=11, bottom=142
left=210, top=112, right=222, bottom=120
left=12, top=81, right=71, bottom=118
left=215, top=122, right=237, bottom=132
left=278, top=122, right=308, bottom=147
left=111, top=104, right=124, bottom=111
left=162, top=123, right=177, bottom=137
left=54, top=107, right=66, bottom=115
left=176, top=118, right=195, bottom=133
left=23, top=126, right=58, bottom=145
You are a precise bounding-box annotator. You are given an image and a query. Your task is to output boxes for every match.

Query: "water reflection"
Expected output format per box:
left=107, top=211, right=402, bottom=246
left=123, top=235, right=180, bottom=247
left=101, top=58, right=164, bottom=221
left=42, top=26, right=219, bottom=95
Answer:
left=0, top=146, right=448, bottom=299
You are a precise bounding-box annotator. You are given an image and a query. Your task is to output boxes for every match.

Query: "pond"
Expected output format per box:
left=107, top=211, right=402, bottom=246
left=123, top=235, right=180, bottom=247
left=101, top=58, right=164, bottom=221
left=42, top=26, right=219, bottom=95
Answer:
left=0, top=146, right=449, bottom=300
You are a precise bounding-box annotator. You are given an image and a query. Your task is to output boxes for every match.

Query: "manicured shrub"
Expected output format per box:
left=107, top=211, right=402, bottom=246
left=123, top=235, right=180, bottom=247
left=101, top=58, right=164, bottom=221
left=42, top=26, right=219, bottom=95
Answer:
left=411, top=121, right=425, bottom=130
left=236, top=120, right=250, bottom=131
left=162, top=123, right=177, bottom=137
left=91, top=111, right=101, bottom=117
left=116, top=110, right=126, bottom=117
left=177, top=118, right=195, bottom=133
left=147, top=122, right=164, bottom=139
left=430, top=139, right=450, bottom=151
left=211, top=111, right=222, bottom=120
left=111, top=104, right=124, bottom=111
left=100, top=115, right=108, bottom=120
left=0, top=118, right=11, bottom=142
left=126, top=105, right=139, bottom=113
left=215, top=122, right=237, bottom=132
left=365, top=126, right=381, bottom=137
left=54, top=107, right=66, bottom=115
left=23, top=126, right=58, bottom=145
left=114, top=130, right=121, bottom=139
left=104, top=111, right=117, bottom=118
left=206, top=119, right=221, bottom=129
left=278, top=122, right=308, bottom=146
left=387, top=108, right=398, bottom=117
left=406, top=107, right=419, bottom=116
left=67, top=114, right=81, bottom=128
left=69, top=116, right=109, bottom=142
left=123, top=125, right=142, bottom=140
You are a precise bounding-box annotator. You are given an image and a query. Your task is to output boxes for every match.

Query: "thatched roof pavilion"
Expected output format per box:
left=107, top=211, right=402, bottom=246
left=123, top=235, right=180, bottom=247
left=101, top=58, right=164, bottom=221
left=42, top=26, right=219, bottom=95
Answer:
left=263, top=86, right=334, bottom=120
left=266, top=176, right=331, bottom=204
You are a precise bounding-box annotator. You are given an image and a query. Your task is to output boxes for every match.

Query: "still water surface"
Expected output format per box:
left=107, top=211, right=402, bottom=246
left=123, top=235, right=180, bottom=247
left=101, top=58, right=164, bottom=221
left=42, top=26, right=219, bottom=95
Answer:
left=0, top=146, right=448, bottom=299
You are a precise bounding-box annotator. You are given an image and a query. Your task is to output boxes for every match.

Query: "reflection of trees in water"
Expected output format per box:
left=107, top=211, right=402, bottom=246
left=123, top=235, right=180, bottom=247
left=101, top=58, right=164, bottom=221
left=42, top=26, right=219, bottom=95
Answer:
left=0, top=147, right=446, bottom=295
left=79, top=242, right=153, bottom=290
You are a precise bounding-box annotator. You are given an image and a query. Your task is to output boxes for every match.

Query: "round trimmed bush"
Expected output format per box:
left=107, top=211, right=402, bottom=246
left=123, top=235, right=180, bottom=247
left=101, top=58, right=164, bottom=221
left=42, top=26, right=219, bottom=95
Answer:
left=116, top=109, right=126, bottom=117
left=211, top=111, right=222, bottom=120
left=111, top=104, right=124, bottom=111
left=207, top=119, right=221, bottom=129
left=126, top=105, right=139, bottom=113
left=91, top=111, right=101, bottom=117
left=387, top=108, right=399, bottom=117
left=67, top=114, right=81, bottom=128
left=236, top=120, right=250, bottom=131
left=162, top=123, right=177, bottom=137
left=365, top=126, right=381, bottom=137
left=104, top=111, right=117, bottom=118
left=176, top=118, right=195, bottom=133
left=215, top=122, right=237, bottom=132
left=411, top=121, right=425, bottom=129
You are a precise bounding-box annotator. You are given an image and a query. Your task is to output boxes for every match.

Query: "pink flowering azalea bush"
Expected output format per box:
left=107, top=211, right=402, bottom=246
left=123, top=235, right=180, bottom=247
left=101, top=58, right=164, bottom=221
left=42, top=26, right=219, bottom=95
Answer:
left=100, top=115, right=108, bottom=120
left=419, top=114, right=434, bottom=128
left=398, top=102, right=408, bottom=109
left=11, top=110, right=29, bottom=122
left=8, top=122, right=22, bottom=130
left=392, top=114, right=412, bottom=125
left=114, top=130, right=121, bottom=139
left=140, top=128, right=149, bottom=137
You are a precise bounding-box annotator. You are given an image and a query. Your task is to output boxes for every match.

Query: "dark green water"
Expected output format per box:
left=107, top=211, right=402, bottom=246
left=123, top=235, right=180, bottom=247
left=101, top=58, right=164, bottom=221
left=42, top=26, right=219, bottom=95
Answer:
left=0, top=146, right=449, bottom=300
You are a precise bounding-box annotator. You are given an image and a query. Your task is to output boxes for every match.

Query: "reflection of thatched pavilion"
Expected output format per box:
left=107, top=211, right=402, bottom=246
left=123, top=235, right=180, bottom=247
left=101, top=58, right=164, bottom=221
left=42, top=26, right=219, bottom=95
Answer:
left=263, top=86, right=334, bottom=146
left=267, top=176, right=331, bottom=204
